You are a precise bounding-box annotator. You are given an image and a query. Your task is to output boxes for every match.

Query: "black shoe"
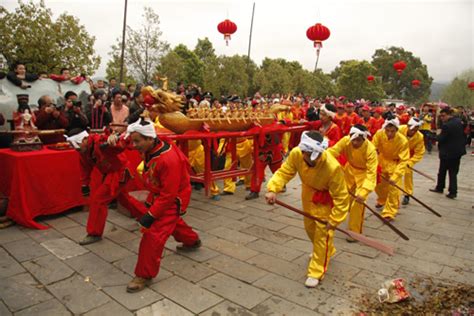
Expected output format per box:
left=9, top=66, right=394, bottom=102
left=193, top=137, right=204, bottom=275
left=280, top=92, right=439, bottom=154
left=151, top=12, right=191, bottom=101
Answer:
left=446, top=193, right=456, bottom=199
left=109, top=200, right=118, bottom=209
left=81, top=185, right=90, bottom=197
left=193, top=183, right=203, bottom=191
left=236, top=179, right=245, bottom=186
left=402, top=195, right=410, bottom=205
left=429, top=188, right=443, bottom=194
left=245, top=192, right=259, bottom=200
left=375, top=203, right=384, bottom=210
left=79, top=235, right=102, bottom=245
left=281, top=185, right=287, bottom=193
left=176, top=239, right=201, bottom=251
left=221, top=191, right=234, bottom=196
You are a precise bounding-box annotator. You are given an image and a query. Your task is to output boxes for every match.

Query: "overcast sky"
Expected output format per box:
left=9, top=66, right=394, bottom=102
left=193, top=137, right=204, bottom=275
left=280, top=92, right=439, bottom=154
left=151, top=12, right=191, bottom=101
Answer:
left=3, top=0, right=473, bottom=82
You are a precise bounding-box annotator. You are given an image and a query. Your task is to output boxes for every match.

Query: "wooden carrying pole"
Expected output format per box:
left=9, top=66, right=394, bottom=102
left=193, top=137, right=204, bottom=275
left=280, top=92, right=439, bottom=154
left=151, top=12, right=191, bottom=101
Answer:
left=381, top=175, right=442, bottom=217
left=275, top=199, right=394, bottom=256
left=348, top=191, right=409, bottom=240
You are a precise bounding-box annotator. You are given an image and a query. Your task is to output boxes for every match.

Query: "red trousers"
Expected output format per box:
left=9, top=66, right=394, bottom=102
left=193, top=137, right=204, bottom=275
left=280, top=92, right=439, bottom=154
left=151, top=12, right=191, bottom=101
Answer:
left=86, top=172, right=145, bottom=236
left=251, top=157, right=282, bottom=193
left=134, top=207, right=199, bottom=278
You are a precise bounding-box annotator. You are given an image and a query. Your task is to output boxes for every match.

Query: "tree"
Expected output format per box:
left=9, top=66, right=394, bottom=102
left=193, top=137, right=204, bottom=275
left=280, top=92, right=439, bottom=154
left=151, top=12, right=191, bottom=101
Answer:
left=156, top=44, right=203, bottom=89
left=105, top=54, right=134, bottom=84
left=371, top=46, right=432, bottom=104
left=335, top=60, right=385, bottom=101
left=215, top=55, right=251, bottom=97
left=110, top=7, right=169, bottom=83
left=253, top=58, right=292, bottom=95
left=441, top=69, right=474, bottom=108
left=0, top=0, right=100, bottom=75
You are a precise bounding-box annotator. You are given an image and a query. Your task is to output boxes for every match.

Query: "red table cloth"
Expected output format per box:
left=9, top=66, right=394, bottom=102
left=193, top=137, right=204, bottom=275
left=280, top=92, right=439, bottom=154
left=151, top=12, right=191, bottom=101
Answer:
left=0, top=148, right=85, bottom=229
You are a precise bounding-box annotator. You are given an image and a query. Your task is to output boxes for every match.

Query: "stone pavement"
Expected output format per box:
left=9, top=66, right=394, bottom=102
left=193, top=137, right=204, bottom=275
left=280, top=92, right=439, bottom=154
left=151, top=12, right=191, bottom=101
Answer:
left=0, top=150, right=473, bottom=315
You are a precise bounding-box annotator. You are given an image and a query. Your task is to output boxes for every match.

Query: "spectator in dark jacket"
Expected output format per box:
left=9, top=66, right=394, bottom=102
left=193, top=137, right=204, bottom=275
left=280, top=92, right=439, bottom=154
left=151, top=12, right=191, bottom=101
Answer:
left=86, top=91, right=112, bottom=129
left=430, top=108, right=467, bottom=199
left=63, top=91, right=88, bottom=132
left=6, top=62, right=39, bottom=89
left=35, top=95, right=69, bottom=144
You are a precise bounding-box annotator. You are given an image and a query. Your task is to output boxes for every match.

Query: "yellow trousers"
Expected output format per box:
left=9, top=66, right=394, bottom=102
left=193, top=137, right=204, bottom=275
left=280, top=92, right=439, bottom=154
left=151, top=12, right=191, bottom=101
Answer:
left=210, top=155, right=232, bottom=196
left=344, top=168, right=369, bottom=234
left=302, top=184, right=336, bottom=279
left=223, top=152, right=253, bottom=193
left=282, top=132, right=290, bottom=154
left=403, top=168, right=414, bottom=196
left=188, top=145, right=205, bottom=174
left=375, top=174, right=401, bottom=219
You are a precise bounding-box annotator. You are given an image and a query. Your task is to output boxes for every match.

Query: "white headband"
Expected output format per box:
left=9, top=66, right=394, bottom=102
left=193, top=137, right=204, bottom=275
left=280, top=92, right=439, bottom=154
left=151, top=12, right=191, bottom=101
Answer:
left=320, top=104, right=336, bottom=118
left=298, top=132, right=329, bottom=161
left=65, top=130, right=89, bottom=149
left=382, top=117, right=400, bottom=130
left=407, top=117, right=423, bottom=130
left=125, top=119, right=156, bottom=139
left=349, top=126, right=371, bottom=141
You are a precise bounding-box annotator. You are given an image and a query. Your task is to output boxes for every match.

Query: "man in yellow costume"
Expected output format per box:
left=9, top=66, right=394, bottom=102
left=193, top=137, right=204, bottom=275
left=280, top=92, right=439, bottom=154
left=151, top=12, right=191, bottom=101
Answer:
left=327, top=124, right=377, bottom=241
left=265, top=131, right=349, bottom=288
left=373, top=116, right=410, bottom=221
left=399, top=117, right=425, bottom=205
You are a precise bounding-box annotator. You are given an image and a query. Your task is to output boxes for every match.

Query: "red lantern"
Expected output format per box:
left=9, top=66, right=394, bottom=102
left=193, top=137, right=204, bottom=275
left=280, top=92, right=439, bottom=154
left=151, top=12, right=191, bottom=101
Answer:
left=468, top=82, right=474, bottom=91
left=217, top=19, right=237, bottom=46
left=393, top=61, right=406, bottom=75
left=412, top=79, right=420, bottom=88
left=306, top=23, right=330, bottom=50
left=367, top=75, right=375, bottom=83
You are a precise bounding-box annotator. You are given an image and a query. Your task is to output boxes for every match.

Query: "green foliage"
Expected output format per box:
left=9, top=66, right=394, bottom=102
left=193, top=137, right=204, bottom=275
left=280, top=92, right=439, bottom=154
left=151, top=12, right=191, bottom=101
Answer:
left=0, top=0, right=100, bottom=75
left=371, top=46, right=432, bottom=104
left=109, top=7, right=169, bottom=83
left=105, top=54, right=134, bottom=84
left=215, top=55, right=252, bottom=97
left=441, top=69, right=474, bottom=108
left=334, top=60, right=385, bottom=101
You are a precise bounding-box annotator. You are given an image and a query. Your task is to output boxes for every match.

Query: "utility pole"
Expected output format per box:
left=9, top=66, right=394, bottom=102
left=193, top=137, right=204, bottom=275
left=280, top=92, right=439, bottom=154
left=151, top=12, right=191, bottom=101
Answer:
left=119, top=0, right=128, bottom=83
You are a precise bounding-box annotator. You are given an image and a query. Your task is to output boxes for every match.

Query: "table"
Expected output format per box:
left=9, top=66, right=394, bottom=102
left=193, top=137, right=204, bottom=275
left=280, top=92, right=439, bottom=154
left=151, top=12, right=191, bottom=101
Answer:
left=0, top=148, right=85, bottom=229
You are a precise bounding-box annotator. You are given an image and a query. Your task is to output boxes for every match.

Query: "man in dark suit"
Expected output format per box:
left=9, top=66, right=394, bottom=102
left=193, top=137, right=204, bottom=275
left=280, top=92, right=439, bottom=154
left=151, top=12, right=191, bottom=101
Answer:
left=430, top=108, right=466, bottom=199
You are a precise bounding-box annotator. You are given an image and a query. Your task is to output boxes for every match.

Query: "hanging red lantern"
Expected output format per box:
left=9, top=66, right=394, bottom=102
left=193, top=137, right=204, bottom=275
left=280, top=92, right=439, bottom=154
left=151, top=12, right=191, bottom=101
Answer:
left=306, top=23, right=330, bottom=50
left=411, top=79, right=421, bottom=88
left=217, top=19, right=237, bottom=46
left=306, top=23, right=330, bottom=69
left=468, top=82, right=474, bottom=91
left=367, top=75, right=375, bottom=83
left=393, top=61, right=406, bottom=75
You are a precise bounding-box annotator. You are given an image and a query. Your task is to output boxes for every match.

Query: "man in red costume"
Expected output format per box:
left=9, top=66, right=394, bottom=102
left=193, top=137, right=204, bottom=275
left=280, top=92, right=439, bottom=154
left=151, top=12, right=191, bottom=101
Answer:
left=125, top=118, right=201, bottom=293
left=361, top=105, right=377, bottom=137
left=345, top=103, right=363, bottom=127
left=372, top=107, right=385, bottom=132
left=307, top=104, right=342, bottom=147
left=396, top=105, right=410, bottom=125
left=334, top=103, right=350, bottom=135
left=245, top=133, right=284, bottom=200
left=66, top=129, right=145, bottom=245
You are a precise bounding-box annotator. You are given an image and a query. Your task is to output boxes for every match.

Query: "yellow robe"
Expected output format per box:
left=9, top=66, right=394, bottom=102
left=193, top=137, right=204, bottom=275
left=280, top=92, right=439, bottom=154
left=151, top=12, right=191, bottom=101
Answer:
left=399, top=125, right=425, bottom=195
left=328, top=136, right=378, bottom=233
left=372, top=129, right=410, bottom=219
left=267, top=148, right=349, bottom=279
left=277, top=111, right=294, bottom=154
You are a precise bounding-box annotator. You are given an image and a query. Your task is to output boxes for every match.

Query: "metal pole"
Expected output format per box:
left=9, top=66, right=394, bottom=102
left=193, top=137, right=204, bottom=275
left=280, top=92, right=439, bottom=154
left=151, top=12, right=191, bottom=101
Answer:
left=247, top=2, right=255, bottom=61
left=119, top=0, right=128, bottom=83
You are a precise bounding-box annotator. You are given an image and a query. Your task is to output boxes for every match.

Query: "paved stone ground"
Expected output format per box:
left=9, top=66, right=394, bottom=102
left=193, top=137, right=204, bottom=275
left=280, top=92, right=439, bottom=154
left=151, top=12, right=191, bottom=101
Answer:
left=0, top=150, right=473, bottom=315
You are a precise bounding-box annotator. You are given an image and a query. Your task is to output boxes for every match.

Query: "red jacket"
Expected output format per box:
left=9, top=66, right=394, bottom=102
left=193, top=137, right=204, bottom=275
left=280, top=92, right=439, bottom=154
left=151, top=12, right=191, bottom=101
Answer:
left=142, top=140, right=192, bottom=217
left=362, top=116, right=378, bottom=137
left=372, top=117, right=385, bottom=132
left=82, top=133, right=128, bottom=175
left=35, top=109, right=69, bottom=144
left=334, top=113, right=351, bottom=135
left=347, top=112, right=363, bottom=127
left=398, top=113, right=410, bottom=125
